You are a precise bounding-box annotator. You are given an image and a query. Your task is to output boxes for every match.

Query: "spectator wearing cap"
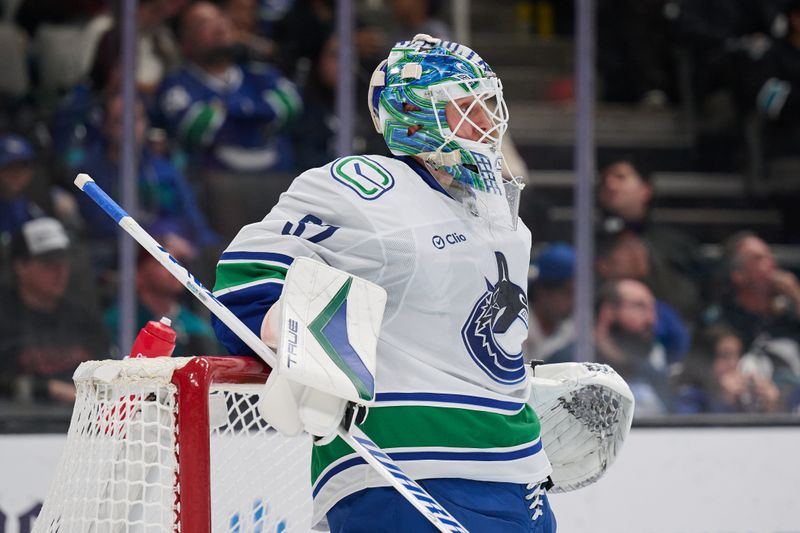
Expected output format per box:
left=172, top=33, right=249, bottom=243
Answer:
left=598, top=157, right=704, bottom=320
left=0, top=134, right=49, bottom=288
left=0, top=134, right=44, bottom=238
left=0, top=218, right=109, bottom=404
left=523, top=243, right=575, bottom=362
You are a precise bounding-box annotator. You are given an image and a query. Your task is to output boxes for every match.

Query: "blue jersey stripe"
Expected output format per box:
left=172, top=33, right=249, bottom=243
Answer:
left=313, top=456, right=363, bottom=498
left=375, top=392, right=524, bottom=412
left=216, top=281, right=284, bottom=309
left=312, top=440, right=543, bottom=498
left=212, top=281, right=283, bottom=355
left=220, top=251, right=294, bottom=265
left=390, top=443, right=542, bottom=462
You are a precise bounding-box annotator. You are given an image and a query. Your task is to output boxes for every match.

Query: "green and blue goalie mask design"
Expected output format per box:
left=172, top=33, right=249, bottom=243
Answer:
left=368, top=34, right=524, bottom=229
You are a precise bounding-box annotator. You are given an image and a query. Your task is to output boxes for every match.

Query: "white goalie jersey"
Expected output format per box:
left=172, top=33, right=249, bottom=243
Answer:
left=212, top=155, right=552, bottom=524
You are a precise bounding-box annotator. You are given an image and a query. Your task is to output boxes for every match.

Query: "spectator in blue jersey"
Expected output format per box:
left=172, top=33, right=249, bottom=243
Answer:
left=50, top=42, right=119, bottom=173
left=52, top=0, right=184, bottom=171
left=0, top=134, right=52, bottom=287
left=73, top=93, right=218, bottom=256
left=154, top=1, right=302, bottom=174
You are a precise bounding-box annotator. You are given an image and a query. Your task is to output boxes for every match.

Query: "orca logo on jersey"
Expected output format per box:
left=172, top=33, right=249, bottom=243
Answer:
left=461, top=252, right=528, bottom=384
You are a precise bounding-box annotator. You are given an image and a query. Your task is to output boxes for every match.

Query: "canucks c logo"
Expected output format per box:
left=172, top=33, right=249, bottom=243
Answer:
left=461, top=252, right=528, bottom=384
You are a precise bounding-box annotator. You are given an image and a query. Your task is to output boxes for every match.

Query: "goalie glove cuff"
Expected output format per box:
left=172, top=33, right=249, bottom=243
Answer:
left=258, top=371, right=348, bottom=440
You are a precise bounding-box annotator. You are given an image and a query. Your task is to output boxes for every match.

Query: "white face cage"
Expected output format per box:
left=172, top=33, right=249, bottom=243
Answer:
left=429, top=77, right=510, bottom=150
left=428, top=77, right=522, bottom=231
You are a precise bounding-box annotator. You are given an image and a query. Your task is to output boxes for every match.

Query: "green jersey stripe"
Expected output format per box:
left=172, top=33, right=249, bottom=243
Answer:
left=275, top=87, right=301, bottom=121
left=264, top=91, right=289, bottom=127
left=214, top=261, right=288, bottom=292
left=184, top=104, right=218, bottom=147
left=311, top=403, right=540, bottom=482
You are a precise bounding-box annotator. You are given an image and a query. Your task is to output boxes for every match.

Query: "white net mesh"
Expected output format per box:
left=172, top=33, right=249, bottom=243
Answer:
left=33, top=357, right=312, bottom=533
left=208, top=385, right=312, bottom=532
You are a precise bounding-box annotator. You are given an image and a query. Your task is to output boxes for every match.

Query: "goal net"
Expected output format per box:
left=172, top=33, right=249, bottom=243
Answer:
left=33, top=356, right=313, bottom=533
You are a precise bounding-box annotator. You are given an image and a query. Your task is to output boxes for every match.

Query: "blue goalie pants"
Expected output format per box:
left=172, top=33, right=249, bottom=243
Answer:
left=326, top=478, right=557, bottom=533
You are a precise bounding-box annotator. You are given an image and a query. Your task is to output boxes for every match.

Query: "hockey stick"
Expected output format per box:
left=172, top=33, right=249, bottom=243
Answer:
left=75, top=173, right=469, bottom=533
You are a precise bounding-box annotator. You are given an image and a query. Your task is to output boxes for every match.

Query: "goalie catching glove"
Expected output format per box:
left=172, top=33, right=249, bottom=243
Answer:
left=529, top=362, right=634, bottom=493
left=258, top=257, right=387, bottom=440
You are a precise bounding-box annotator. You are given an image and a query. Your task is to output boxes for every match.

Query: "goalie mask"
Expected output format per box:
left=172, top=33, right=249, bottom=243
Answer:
left=368, top=34, right=523, bottom=229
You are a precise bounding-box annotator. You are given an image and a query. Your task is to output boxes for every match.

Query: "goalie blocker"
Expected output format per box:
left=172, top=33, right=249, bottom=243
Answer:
left=259, top=257, right=387, bottom=439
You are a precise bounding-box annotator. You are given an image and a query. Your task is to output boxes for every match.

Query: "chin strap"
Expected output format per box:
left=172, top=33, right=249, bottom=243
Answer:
left=419, top=149, right=462, bottom=169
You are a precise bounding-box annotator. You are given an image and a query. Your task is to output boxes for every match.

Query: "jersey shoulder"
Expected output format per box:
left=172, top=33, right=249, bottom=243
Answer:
left=272, top=158, right=391, bottom=225
left=299, top=154, right=412, bottom=202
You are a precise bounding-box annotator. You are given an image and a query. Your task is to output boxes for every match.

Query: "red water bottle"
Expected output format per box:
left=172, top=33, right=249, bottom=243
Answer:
left=130, top=317, right=177, bottom=358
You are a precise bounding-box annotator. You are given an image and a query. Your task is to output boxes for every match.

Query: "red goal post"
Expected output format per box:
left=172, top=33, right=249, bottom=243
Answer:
left=33, top=356, right=312, bottom=532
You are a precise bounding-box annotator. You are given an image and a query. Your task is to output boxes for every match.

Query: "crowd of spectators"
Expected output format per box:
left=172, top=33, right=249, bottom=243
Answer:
left=526, top=156, right=800, bottom=417
left=533, top=0, right=800, bottom=417
left=0, top=0, right=797, bottom=420
left=0, top=0, right=426, bottom=403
